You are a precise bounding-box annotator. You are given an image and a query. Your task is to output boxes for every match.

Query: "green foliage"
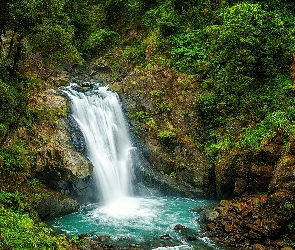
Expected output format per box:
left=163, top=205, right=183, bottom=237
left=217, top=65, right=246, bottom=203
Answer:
left=241, top=107, right=295, bottom=150
left=84, top=29, right=118, bottom=52
left=0, top=141, right=34, bottom=172
left=288, top=220, right=295, bottom=233
left=0, top=192, right=29, bottom=213
left=169, top=171, right=177, bottom=178
left=119, top=43, right=146, bottom=66
left=145, top=118, right=156, bottom=128
left=143, top=1, right=181, bottom=36
left=0, top=76, right=40, bottom=142
left=29, top=20, right=82, bottom=66
left=133, top=111, right=149, bottom=120
left=0, top=0, right=83, bottom=71
left=281, top=202, right=295, bottom=211
left=0, top=79, right=24, bottom=140
left=171, top=32, right=205, bottom=74
left=156, top=101, right=172, bottom=113
left=160, top=170, right=177, bottom=178
left=149, top=89, right=163, bottom=97
left=0, top=207, right=71, bottom=249
left=206, top=134, right=233, bottom=163
left=158, top=130, right=176, bottom=139
left=172, top=3, right=292, bottom=129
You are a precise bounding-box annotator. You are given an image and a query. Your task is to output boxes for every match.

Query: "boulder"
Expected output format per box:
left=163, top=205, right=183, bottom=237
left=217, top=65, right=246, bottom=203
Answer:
left=35, top=193, right=80, bottom=219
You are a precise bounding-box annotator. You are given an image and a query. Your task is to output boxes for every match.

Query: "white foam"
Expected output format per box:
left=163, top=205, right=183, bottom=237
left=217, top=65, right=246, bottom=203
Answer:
left=91, top=197, right=162, bottom=219
left=152, top=245, right=193, bottom=250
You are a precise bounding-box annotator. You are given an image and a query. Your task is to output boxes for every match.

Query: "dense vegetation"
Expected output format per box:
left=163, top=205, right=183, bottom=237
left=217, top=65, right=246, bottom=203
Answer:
left=0, top=0, right=295, bottom=248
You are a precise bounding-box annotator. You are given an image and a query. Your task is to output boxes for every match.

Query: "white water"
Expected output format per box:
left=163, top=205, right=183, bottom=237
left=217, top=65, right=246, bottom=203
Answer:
left=58, top=83, right=220, bottom=249
left=63, top=83, right=134, bottom=204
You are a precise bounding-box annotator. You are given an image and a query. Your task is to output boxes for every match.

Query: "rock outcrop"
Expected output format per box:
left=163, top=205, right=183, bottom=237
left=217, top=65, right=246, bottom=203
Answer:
left=199, top=144, right=295, bottom=249
left=35, top=192, right=80, bottom=220
left=34, top=89, right=93, bottom=188
left=112, top=66, right=214, bottom=198
left=26, top=84, right=96, bottom=216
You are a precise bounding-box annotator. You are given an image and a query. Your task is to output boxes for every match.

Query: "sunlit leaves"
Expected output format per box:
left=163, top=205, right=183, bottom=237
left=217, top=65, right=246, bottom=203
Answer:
left=0, top=207, right=71, bottom=249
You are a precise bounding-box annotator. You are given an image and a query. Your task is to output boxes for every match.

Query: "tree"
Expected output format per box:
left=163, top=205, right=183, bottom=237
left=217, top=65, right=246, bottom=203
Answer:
left=178, top=3, right=292, bottom=126
left=0, top=0, right=82, bottom=74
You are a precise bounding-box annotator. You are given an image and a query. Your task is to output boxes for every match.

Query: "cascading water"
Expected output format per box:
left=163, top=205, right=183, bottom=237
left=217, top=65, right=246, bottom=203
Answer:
left=63, top=84, right=134, bottom=205
left=48, top=83, right=221, bottom=250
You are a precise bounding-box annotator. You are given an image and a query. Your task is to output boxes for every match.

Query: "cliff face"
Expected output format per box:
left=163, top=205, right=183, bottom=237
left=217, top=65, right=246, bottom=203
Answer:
left=14, top=76, right=95, bottom=218
left=107, top=63, right=295, bottom=248
left=31, top=60, right=295, bottom=247
left=200, top=144, right=295, bottom=249
left=30, top=86, right=93, bottom=183
left=34, top=89, right=93, bottom=185
left=110, top=65, right=214, bottom=198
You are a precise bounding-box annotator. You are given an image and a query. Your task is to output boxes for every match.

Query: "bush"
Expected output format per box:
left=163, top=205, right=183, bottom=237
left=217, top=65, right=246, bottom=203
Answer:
left=240, top=109, right=295, bottom=150
left=84, top=28, right=118, bottom=52
left=29, top=21, right=82, bottom=66
left=0, top=79, right=28, bottom=142
left=0, top=141, right=34, bottom=172
left=0, top=207, right=71, bottom=249
left=173, top=3, right=293, bottom=126
left=143, top=1, right=181, bottom=36
left=171, top=31, right=205, bottom=74
left=158, top=130, right=176, bottom=139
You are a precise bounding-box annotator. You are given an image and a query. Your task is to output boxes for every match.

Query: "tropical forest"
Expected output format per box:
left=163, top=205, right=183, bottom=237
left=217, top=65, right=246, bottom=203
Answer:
left=1, top=0, right=295, bottom=249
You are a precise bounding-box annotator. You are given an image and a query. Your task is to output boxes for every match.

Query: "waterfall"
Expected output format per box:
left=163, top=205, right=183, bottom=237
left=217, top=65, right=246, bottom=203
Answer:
left=63, top=83, right=134, bottom=204
left=49, top=83, right=219, bottom=250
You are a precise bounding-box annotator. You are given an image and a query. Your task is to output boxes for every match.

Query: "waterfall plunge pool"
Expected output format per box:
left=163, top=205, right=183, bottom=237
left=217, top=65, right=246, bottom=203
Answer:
left=47, top=195, right=219, bottom=249
left=48, top=83, right=221, bottom=249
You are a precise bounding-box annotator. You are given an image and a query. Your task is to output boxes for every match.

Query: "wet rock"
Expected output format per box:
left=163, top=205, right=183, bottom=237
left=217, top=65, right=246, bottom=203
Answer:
left=191, top=205, right=207, bottom=213
left=199, top=195, right=273, bottom=249
left=115, top=66, right=214, bottom=198
left=47, top=70, right=70, bottom=87
left=67, top=114, right=87, bottom=153
left=95, top=235, right=111, bottom=243
left=248, top=165, right=274, bottom=193
left=73, top=81, right=95, bottom=92
left=200, top=208, right=220, bottom=222
left=36, top=139, right=93, bottom=182
left=35, top=193, right=80, bottom=219
left=234, top=178, right=248, bottom=195
left=160, top=234, right=172, bottom=240
left=185, top=235, right=197, bottom=241
left=174, top=224, right=187, bottom=231
left=33, top=89, right=94, bottom=196
left=254, top=143, right=282, bottom=166
left=215, top=157, right=236, bottom=199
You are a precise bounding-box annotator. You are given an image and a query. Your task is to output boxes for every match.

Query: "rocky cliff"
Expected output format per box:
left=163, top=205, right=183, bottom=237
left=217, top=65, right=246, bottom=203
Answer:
left=14, top=75, right=95, bottom=218
left=40, top=60, right=295, bottom=248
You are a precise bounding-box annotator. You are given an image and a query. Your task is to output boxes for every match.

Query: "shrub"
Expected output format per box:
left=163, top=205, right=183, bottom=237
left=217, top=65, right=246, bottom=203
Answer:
left=181, top=3, right=293, bottom=126
left=158, top=130, right=176, bottom=139
left=0, top=207, right=71, bottom=249
left=240, top=109, right=295, bottom=150
left=143, top=1, right=181, bottom=36
left=84, top=28, right=118, bottom=52
left=171, top=31, right=205, bottom=74
left=0, top=141, right=34, bottom=172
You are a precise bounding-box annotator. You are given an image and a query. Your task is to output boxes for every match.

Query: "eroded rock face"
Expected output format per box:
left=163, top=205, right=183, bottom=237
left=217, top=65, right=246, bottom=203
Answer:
left=199, top=151, right=295, bottom=249
left=214, top=142, right=282, bottom=199
left=113, top=66, right=214, bottom=197
left=34, top=89, right=93, bottom=187
left=28, top=88, right=95, bottom=206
